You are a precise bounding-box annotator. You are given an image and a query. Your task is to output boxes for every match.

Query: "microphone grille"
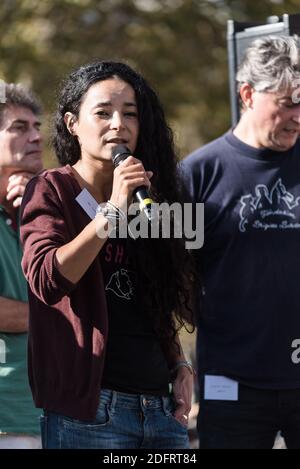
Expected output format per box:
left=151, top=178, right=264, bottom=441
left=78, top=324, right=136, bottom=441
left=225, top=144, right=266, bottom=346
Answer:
left=111, top=144, right=131, bottom=167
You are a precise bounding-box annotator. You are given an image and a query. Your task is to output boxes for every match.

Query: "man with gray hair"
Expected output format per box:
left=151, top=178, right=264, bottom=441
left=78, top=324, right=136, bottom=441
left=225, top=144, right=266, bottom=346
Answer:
left=181, top=36, right=300, bottom=448
left=0, top=83, right=43, bottom=448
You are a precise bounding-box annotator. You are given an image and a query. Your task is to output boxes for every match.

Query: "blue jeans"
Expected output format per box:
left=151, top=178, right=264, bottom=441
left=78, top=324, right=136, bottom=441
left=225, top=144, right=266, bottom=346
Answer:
left=198, top=381, right=300, bottom=449
left=40, top=389, right=189, bottom=449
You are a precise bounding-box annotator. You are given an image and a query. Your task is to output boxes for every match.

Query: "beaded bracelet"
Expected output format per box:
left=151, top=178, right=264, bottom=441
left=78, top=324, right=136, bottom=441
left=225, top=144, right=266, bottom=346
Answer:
left=106, top=200, right=127, bottom=221
left=95, top=200, right=126, bottom=227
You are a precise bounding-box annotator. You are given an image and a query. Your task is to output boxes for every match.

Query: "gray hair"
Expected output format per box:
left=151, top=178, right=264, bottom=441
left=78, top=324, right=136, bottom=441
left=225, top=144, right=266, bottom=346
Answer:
left=0, top=83, right=41, bottom=126
left=236, top=35, right=300, bottom=94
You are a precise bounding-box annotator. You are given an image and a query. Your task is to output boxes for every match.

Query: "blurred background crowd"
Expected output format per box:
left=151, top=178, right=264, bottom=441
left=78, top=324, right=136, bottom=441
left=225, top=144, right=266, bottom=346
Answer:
left=1, top=0, right=299, bottom=167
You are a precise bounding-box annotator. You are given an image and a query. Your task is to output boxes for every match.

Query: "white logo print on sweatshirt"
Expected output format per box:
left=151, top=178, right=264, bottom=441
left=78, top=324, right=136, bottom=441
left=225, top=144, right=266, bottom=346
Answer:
left=239, top=178, right=300, bottom=232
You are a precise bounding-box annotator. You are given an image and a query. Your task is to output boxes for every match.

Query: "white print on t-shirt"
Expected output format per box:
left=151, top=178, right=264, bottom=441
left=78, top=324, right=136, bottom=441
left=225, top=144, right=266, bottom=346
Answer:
left=239, top=178, right=300, bottom=233
left=105, top=269, right=134, bottom=300
left=0, top=339, right=6, bottom=363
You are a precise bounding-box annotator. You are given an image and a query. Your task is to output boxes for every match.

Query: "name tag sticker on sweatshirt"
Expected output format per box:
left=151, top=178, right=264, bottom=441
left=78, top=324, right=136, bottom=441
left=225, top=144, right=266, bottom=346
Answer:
left=204, top=375, right=238, bottom=401
left=76, top=188, right=98, bottom=220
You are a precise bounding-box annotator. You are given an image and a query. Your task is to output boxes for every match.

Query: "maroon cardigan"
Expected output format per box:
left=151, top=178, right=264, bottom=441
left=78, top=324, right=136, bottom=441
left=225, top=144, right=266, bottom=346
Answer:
left=20, top=166, right=109, bottom=420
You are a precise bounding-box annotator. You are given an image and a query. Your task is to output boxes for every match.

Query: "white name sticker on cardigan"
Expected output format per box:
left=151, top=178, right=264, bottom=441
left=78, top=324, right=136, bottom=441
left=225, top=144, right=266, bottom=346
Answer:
left=204, top=375, right=238, bottom=401
left=76, top=188, right=98, bottom=220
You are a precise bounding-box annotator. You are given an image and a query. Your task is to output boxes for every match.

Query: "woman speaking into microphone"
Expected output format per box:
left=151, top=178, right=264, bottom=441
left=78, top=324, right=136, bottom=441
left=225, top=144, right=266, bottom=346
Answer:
left=20, top=61, right=195, bottom=449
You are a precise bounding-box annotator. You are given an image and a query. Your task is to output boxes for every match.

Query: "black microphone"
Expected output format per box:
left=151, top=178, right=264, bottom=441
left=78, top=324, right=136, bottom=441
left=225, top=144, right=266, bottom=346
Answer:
left=111, top=144, right=154, bottom=222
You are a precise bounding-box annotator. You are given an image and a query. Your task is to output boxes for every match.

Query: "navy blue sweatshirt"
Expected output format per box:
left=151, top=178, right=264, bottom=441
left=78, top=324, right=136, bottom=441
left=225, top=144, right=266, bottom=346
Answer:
left=181, top=130, right=300, bottom=389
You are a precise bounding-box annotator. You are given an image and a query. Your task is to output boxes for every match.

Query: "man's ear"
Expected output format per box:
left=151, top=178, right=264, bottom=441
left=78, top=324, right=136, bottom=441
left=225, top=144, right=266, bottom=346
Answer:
left=64, top=112, right=77, bottom=135
left=239, top=83, right=255, bottom=109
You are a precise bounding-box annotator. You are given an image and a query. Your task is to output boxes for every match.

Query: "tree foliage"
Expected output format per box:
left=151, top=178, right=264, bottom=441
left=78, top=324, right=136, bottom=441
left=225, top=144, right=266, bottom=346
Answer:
left=1, top=0, right=299, bottom=164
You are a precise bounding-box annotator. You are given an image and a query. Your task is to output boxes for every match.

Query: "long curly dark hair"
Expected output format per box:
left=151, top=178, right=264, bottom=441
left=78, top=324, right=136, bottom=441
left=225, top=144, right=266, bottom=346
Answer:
left=53, top=61, right=195, bottom=352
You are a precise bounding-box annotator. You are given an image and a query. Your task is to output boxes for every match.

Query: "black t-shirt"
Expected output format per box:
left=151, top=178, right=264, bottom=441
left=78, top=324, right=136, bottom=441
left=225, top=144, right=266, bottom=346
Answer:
left=181, top=130, right=300, bottom=389
left=100, top=238, right=170, bottom=395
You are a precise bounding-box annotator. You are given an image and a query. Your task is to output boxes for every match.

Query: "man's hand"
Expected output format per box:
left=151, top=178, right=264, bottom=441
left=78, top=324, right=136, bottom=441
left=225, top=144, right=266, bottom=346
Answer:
left=6, top=171, right=35, bottom=208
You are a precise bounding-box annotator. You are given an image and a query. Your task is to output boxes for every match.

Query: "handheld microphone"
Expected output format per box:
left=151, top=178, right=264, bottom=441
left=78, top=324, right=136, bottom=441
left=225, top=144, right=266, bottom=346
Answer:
left=111, top=144, right=154, bottom=222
